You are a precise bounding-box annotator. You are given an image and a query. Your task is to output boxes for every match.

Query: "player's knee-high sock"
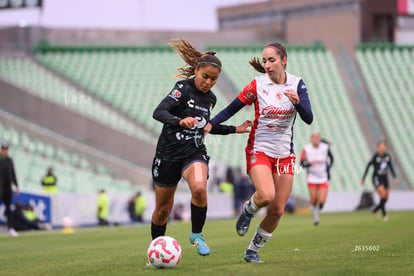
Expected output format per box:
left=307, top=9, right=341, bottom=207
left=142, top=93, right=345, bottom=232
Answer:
left=312, top=204, right=320, bottom=223
left=245, top=195, right=259, bottom=215
left=191, top=203, right=207, bottom=233
left=151, top=222, right=167, bottom=239
left=379, top=199, right=387, bottom=217
left=247, top=226, right=272, bottom=252
left=373, top=202, right=381, bottom=213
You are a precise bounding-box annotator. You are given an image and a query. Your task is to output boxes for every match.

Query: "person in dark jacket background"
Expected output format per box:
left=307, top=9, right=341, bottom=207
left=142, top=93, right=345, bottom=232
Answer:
left=0, top=142, right=20, bottom=237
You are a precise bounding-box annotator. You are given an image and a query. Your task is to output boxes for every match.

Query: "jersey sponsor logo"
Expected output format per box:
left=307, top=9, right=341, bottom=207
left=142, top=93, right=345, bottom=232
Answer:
left=246, top=92, right=256, bottom=101
left=261, top=105, right=295, bottom=119
left=187, top=99, right=195, bottom=108
left=194, top=116, right=207, bottom=129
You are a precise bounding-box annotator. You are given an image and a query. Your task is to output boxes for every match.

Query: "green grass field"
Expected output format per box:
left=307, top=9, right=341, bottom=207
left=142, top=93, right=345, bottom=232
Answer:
left=1, top=211, right=413, bottom=275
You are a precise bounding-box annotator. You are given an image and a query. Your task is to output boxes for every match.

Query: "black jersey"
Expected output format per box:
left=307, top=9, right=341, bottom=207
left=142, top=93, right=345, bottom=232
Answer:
left=362, top=153, right=396, bottom=181
left=153, top=78, right=235, bottom=161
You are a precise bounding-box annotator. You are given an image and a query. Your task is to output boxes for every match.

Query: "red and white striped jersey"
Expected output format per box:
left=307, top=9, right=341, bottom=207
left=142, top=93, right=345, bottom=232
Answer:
left=301, top=142, right=330, bottom=184
left=238, top=72, right=306, bottom=158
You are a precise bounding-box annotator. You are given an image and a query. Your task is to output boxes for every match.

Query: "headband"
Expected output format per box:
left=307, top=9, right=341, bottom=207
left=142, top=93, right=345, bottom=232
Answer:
left=197, top=61, right=221, bottom=68
left=264, top=45, right=286, bottom=58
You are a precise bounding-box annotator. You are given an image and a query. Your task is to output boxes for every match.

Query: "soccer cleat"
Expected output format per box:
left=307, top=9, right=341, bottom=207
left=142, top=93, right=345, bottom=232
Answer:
left=190, top=233, right=210, bottom=256
left=373, top=211, right=379, bottom=220
left=236, top=202, right=253, bottom=236
left=244, top=249, right=263, bottom=263
left=383, top=216, right=389, bottom=221
left=8, top=228, right=18, bottom=237
left=313, top=221, right=319, bottom=226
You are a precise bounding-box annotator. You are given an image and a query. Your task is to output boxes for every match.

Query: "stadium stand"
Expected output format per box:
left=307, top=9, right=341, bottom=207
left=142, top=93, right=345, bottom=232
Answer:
left=29, top=43, right=375, bottom=197
left=0, top=121, right=137, bottom=194
left=356, top=44, right=414, bottom=187
left=0, top=55, right=154, bottom=142
left=212, top=45, right=372, bottom=196
left=34, top=45, right=251, bottom=169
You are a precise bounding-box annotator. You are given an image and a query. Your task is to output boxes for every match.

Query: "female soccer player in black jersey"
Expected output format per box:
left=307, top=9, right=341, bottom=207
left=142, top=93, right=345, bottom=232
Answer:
left=361, top=141, right=398, bottom=221
left=150, top=39, right=252, bottom=256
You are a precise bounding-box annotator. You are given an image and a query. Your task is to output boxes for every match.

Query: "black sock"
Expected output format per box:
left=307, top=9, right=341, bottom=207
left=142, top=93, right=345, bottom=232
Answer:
left=151, top=222, right=167, bottom=240
left=373, top=203, right=381, bottom=213
left=191, top=203, right=207, bottom=234
left=380, top=199, right=387, bottom=217
left=319, top=203, right=324, bottom=210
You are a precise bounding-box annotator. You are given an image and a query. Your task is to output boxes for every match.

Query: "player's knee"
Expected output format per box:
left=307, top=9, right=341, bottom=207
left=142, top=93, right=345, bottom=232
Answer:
left=256, top=191, right=275, bottom=206
left=154, top=206, right=172, bottom=222
left=191, top=183, right=207, bottom=201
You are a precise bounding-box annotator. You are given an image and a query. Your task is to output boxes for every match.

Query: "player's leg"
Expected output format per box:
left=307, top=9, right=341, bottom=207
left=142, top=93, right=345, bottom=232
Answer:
left=182, top=161, right=210, bottom=256
left=236, top=164, right=274, bottom=236
left=244, top=173, right=293, bottom=263
left=308, top=185, right=319, bottom=225
left=377, top=182, right=389, bottom=220
left=316, top=184, right=328, bottom=224
left=151, top=157, right=181, bottom=239
left=151, top=185, right=177, bottom=239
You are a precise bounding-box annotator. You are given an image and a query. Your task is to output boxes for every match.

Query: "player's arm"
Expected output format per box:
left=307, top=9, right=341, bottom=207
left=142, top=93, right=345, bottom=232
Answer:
left=293, top=79, right=313, bottom=125
left=300, top=148, right=311, bottom=168
left=388, top=155, right=398, bottom=183
left=361, top=155, right=374, bottom=185
left=153, top=85, right=184, bottom=126
left=210, top=120, right=252, bottom=135
left=327, top=148, right=334, bottom=169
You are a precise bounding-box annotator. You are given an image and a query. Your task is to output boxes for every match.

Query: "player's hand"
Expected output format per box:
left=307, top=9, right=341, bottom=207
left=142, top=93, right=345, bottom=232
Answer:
left=284, top=89, right=300, bottom=105
left=394, top=177, right=399, bottom=186
left=204, top=122, right=213, bottom=136
left=236, top=120, right=252, bottom=133
left=179, top=117, right=198, bottom=129
left=360, top=179, right=365, bottom=186
left=15, top=187, right=20, bottom=196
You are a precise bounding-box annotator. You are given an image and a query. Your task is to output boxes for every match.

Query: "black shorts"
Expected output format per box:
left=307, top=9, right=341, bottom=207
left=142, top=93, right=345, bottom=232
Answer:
left=373, top=175, right=388, bottom=189
left=152, top=150, right=209, bottom=187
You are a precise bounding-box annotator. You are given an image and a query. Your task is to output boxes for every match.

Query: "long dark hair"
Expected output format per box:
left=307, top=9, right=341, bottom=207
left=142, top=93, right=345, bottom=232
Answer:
left=249, top=42, right=287, bottom=73
left=169, top=38, right=222, bottom=78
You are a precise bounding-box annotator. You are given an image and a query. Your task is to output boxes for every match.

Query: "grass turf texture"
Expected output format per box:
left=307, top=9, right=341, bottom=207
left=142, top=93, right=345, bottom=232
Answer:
left=0, top=211, right=413, bottom=275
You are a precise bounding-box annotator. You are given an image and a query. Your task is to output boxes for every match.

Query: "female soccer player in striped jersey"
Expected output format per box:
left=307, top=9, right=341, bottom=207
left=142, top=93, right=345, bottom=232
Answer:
left=150, top=39, right=251, bottom=258
left=361, top=140, right=398, bottom=221
left=300, top=132, right=334, bottom=226
left=207, top=42, right=313, bottom=263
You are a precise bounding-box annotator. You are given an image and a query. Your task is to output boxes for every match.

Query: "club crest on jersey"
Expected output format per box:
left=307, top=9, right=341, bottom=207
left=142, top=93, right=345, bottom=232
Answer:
left=251, top=154, right=257, bottom=164
left=168, top=89, right=182, bottom=101
left=276, top=92, right=283, bottom=101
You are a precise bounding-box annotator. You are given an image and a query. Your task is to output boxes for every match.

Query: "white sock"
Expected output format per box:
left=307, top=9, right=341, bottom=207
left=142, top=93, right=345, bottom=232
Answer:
left=247, top=226, right=272, bottom=252
left=312, top=205, right=320, bottom=223
left=245, top=195, right=259, bottom=215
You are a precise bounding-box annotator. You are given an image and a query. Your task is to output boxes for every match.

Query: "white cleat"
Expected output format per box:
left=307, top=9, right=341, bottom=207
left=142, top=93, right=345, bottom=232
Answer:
left=8, top=228, right=18, bottom=237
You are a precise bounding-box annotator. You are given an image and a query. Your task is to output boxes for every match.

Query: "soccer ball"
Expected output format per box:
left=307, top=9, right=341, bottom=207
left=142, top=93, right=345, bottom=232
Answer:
left=147, top=236, right=182, bottom=268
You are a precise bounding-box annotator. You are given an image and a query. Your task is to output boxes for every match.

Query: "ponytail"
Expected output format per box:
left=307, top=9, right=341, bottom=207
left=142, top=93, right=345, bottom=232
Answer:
left=169, top=38, right=222, bottom=78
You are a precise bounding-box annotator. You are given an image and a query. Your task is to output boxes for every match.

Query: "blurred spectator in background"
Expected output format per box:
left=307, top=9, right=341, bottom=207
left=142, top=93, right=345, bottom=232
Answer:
left=11, top=202, right=52, bottom=231
left=128, top=191, right=147, bottom=223
left=97, top=189, right=109, bottom=226
left=135, top=192, right=147, bottom=223
left=0, top=142, right=19, bottom=237
left=41, top=167, right=57, bottom=194
left=284, top=196, right=296, bottom=214
left=234, top=167, right=254, bottom=215
left=172, top=203, right=185, bottom=221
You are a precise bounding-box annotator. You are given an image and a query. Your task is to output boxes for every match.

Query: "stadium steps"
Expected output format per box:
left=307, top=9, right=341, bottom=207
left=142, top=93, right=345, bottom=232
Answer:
left=0, top=107, right=152, bottom=192
left=0, top=121, right=139, bottom=194
left=355, top=44, right=414, bottom=188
